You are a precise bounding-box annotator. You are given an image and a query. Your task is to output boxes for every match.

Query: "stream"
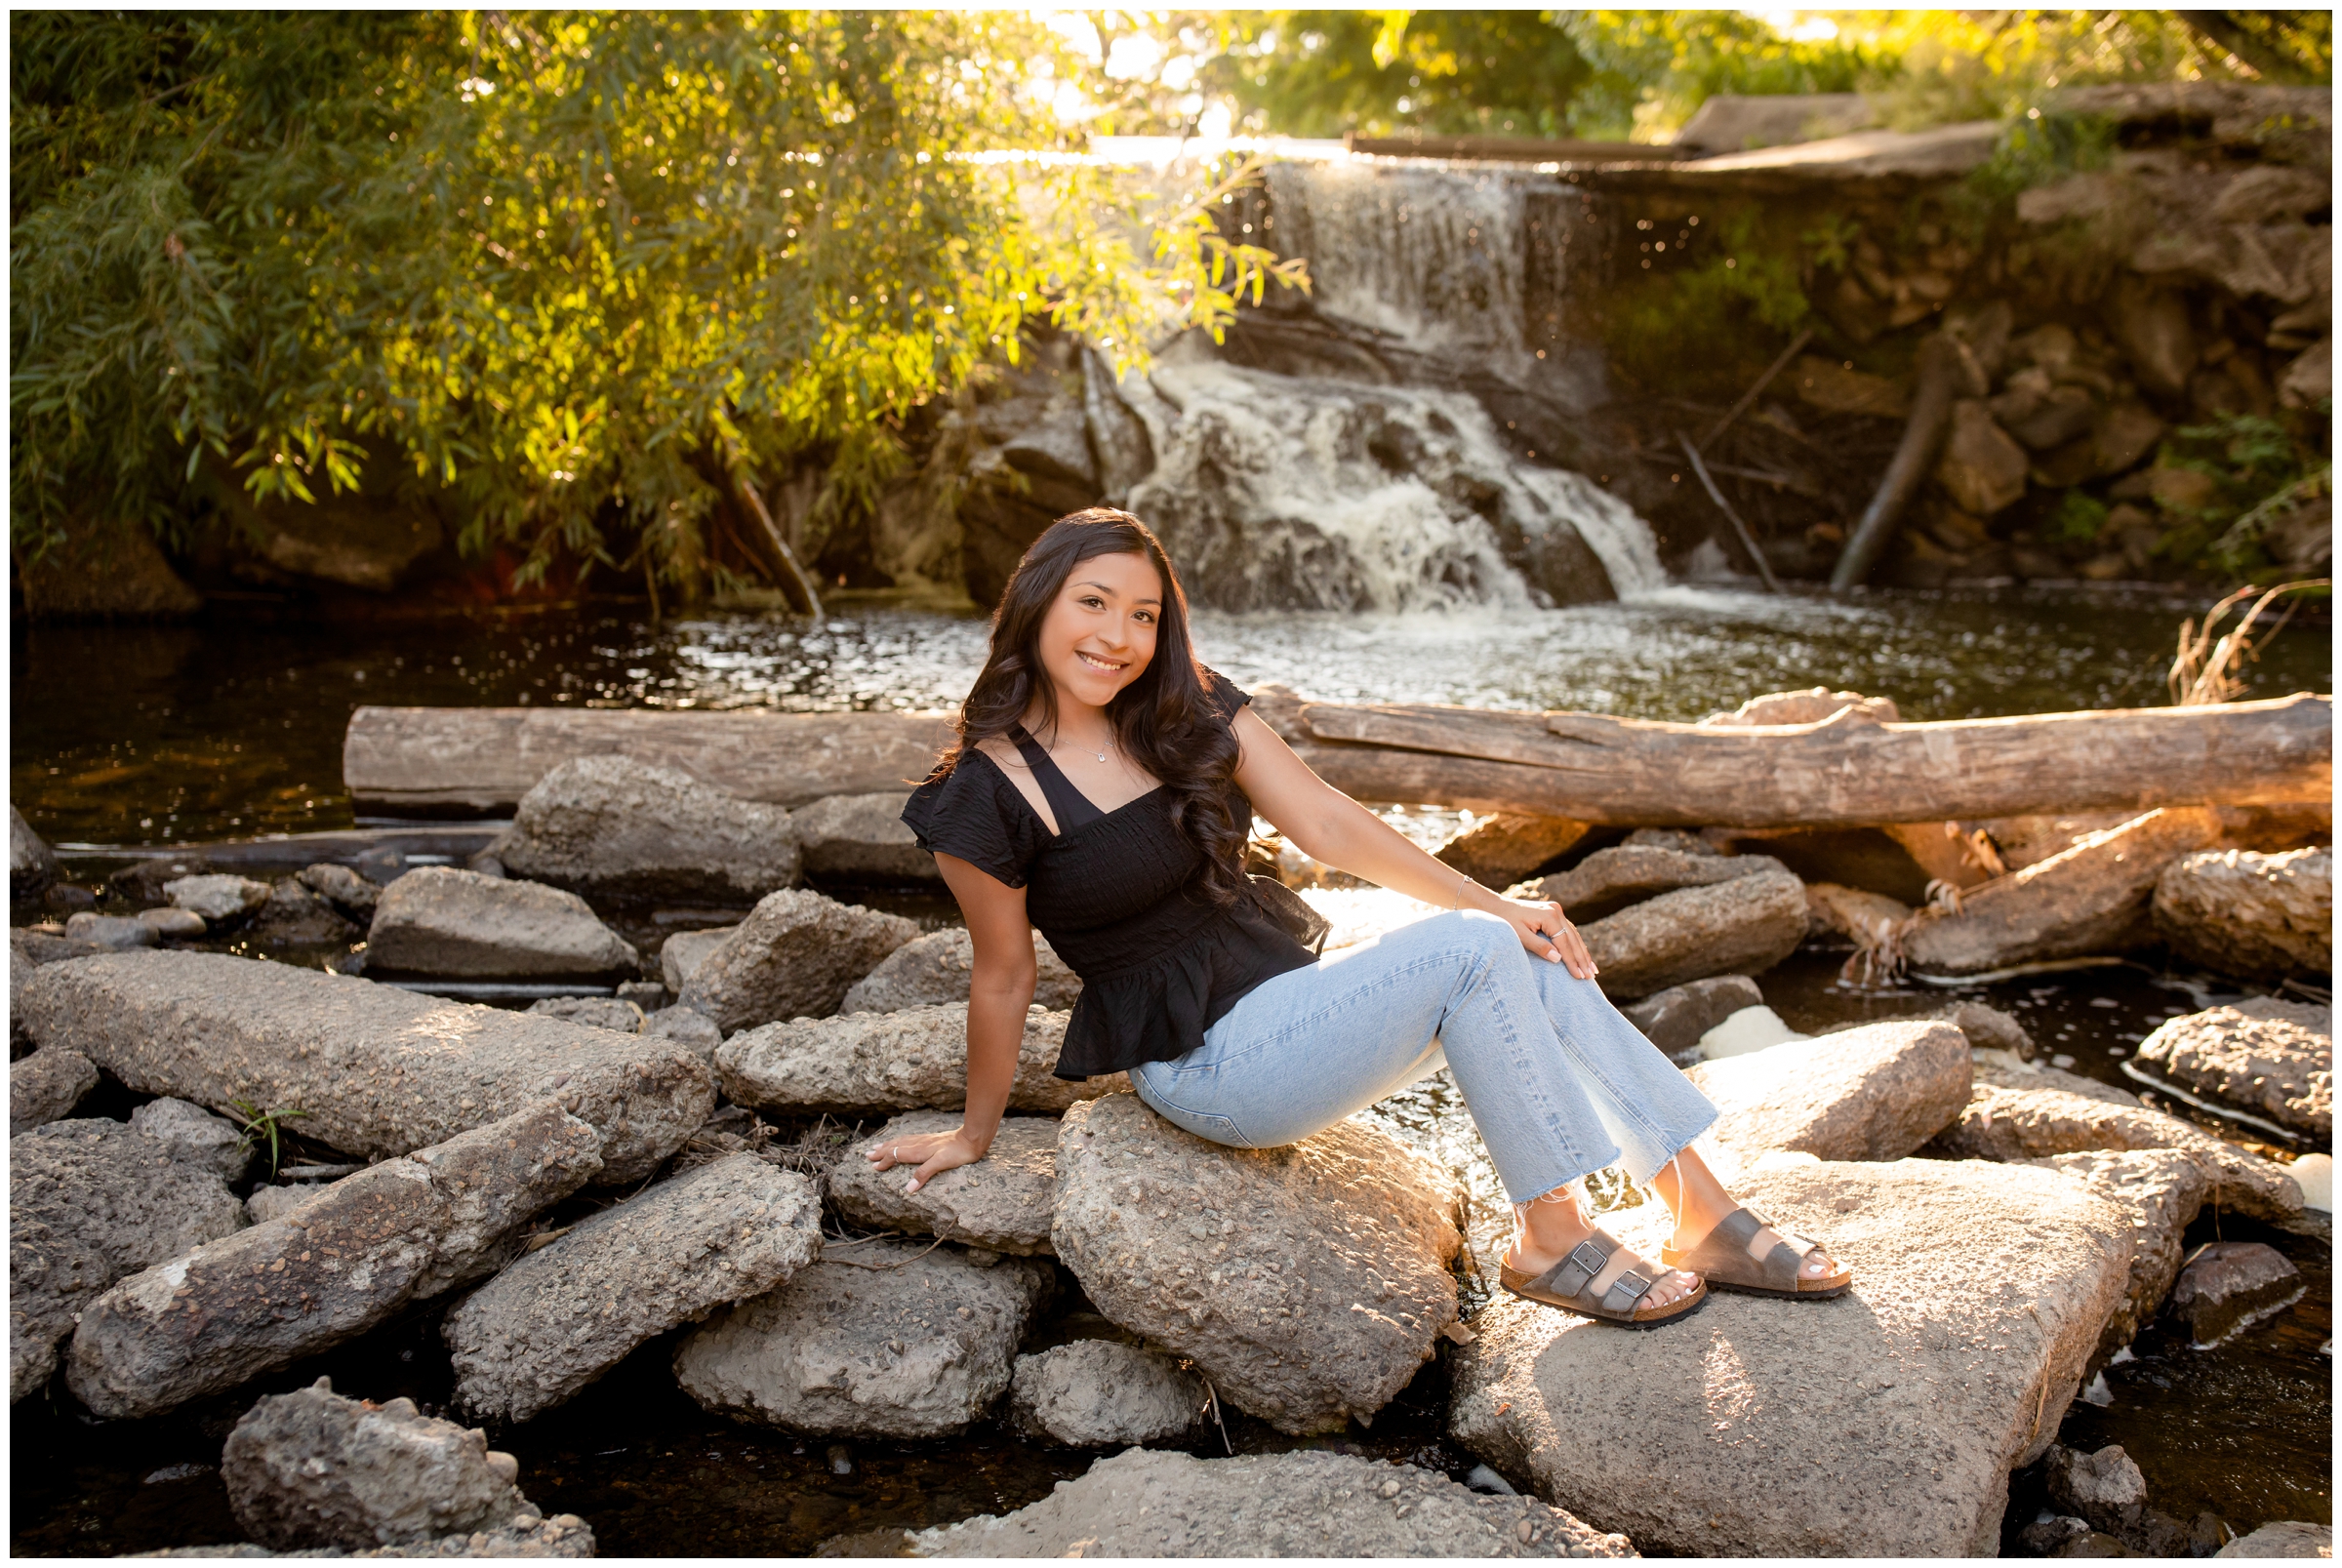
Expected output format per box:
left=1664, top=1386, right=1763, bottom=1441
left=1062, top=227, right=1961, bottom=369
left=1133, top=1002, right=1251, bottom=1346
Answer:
left=10, top=583, right=2331, bottom=1555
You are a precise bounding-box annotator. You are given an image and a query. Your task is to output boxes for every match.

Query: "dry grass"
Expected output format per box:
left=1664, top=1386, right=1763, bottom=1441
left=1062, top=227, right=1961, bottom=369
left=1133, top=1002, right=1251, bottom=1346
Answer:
left=2168, top=579, right=2329, bottom=706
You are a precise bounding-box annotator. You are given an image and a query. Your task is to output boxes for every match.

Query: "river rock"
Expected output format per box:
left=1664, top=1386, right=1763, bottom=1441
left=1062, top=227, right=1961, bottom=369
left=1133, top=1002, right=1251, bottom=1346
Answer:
left=840, top=927, right=1083, bottom=1015
left=65, top=911, right=158, bottom=950
left=12, top=926, right=103, bottom=967
left=223, top=1379, right=533, bottom=1551
left=1686, top=1020, right=1971, bottom=1168
left=2153, top=846, right=2332, bottom=981
left=140, top=905, right=208, bottom=938
left=1449, top=1157, right=2133, bottom=1556
left=672, top=1241, right=1052, bottom=1438
left=829, top=1112, right=1059, bottom=1254
left=1904, top=808, right=2221, bottom=976
left=445, top=1153, right=822, bottom=1425
left=2214, top=1521, right=2332, bottom=1557
left=1051, top=1092, right=1465, bottom=1435
left=11, top=805, right=59, bottom=899
left=524, top=995, right=645, bottom=1033
left=18, top=950, right=712, bottom=1182
left=66, top=1103, right=604, bottom=1421
left=1007, top=1341, right=1205, bottom=1447
left=1621, top=976, right=1764, bottom=1061
left=792, top=791, right=938, bottom=882
left=367, top=867, right=637, bottom=979
left=2045, top=1443, right=2149, bottom=1537
left=717, top=1004, right=1123, bottom=1115
left=679, top=889, right=921, bottom=1032
left=644, top=1004, right=723, bottom=1061
left=901, top=1449, right=1635, bottom=1558
left=166, top=873, right=273, bottom=923
left=1931, top=1083, right=2303, bottom=1221
left=10, top=1048, right=98, bottom=1131
left=249, top=882, right=363, bottom=947
left=493, top=754, right=801, bottom=903
left=1935, top=400, right=2031, bottom=515
left=130, top=1096, right=255, bottom=1183
left=2023, top=1149, right=2207, bottom=1359
left=2135, top=1000, right=2331, bottom=1141
left=2169, top=1241, right=2304, bottom=1347
left=1436, top=813, right=1592, bottom=891
left=10, top=1116, right=248, bottom=1402
left=298, top=864, right=381, bottom=920
left=1535, top=845, right=1775, bottom=923
left=1578, top=866, right=1808, bottom=1001
left=659, top=925, right=737, bottom=994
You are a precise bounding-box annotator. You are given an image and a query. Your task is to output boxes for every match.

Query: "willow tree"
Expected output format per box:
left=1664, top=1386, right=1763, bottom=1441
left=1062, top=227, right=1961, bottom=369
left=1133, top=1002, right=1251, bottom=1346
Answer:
left=11, top=12, right=1299, bottom=590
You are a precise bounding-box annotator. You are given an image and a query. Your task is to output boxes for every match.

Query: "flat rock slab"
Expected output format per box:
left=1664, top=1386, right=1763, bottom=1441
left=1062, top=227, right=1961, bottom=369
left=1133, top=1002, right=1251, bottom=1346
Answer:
left=1580, top=866, right=1808, bottom=1001
left=2024, top=1149, right=2209, bottom=1359
left=367, top=868, right=637, bottom=979
left=2154, top=846, right=2332, bottom=982
left=841, top=928, right=1083, bottom=1015
left=2134, top=999, right=2331, bottom=1140
left=10, top=1047, right=98, bottom=1132
left=67, top=1104, right=604, bottom=1421
left=1449, top=1157, right=2135, bottom=1557
left=717, top=1004, right=1123, bottom=1116
left=2214, top=1521, right=2331, bottom=1557
left=493, top=753, right=801, bottom=903
left=680, top=889, right=921, bottom=1032
left=673, top=1241, right=1052, bottom=1438
left=903, top=1449, right=1636, bottom=1558
left=1932, top=1083, right=2304, bottom=1221
left=445, top=1153, right=822, bottom=1426
left=1052, top=1093, right=1465, bottom=1435
left=1686, top=1020, right=1971, bottom=1168
left=830, top=1113, right=1059, bottom=1255
left=224, top=1379, right=532, bottom=1551
left=10, top=1117, right=248, bottom=1402
left=17, top=950, right=713, bottom=1183
left=793, top=792, right=939, bottom=883
left=1008, top=1340, right=1205, bottom=1448
left=1536, top=845, right=1775, bottom=923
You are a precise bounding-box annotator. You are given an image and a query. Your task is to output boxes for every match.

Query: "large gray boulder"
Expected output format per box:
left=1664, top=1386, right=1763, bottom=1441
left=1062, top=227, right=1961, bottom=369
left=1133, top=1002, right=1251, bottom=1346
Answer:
left=11, top=804, right=58, bottom=899
left=841, top=927, right=1083, bottom=1015
left=367, top=867, right=637, bottom=979
left=717, top=1004, right=1124, bottom=1116
left=1686, top=1020, right=1972, bottom=1168
left=1051, top=1093, right=1465, bottom=1435
left=15, top=950, right=712, bottom=1183
left=129, top=1096, right=254, bottom=1183
left=493, top=754, right=801, bottom=903
left=2133, top=999, right=2330, bottom=1141
left=2153, top=846, right=2331, bottom=982
left=222, top=1379, right=533, bottom=1551
left=66, top=1103, right=604, bottom=1421
left=2215, top=1521, right=2332, bottom=1558
left=901, top=1449, right=1635, bottom=1558
left=1449, top=1157, right=2134, bottom=1557
left=444, top=1154, right=823, bottom=1426
left=10, top=1048, right=98, bottom=1132
left=792, top=791, right=939, bottom=883
left=1535, top=844, right=1776, bottom=923
left=829, top=1112, right=1059, bottom=1255
left=678, top=888, right=920, bottom=1032
left=2023, top=1148, right=2209, bottom=1360
left=10, top=1116, right=248, bottom=1402
left=1933, top=1082, right=2305, bottom=1221
left=1007, top=1341, right=1205, bottom=1448
left=1578, top=866, right=1809, bottom=1000
left=673, top=1241, right=1052, bottom=1438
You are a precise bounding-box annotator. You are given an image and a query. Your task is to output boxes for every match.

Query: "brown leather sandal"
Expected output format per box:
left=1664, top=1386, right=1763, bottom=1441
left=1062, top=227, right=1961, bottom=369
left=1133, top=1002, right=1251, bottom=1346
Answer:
left=1661, top=1206, right=1852, bottom=1299
left=1499, top=1230, right=1708, bottom=1328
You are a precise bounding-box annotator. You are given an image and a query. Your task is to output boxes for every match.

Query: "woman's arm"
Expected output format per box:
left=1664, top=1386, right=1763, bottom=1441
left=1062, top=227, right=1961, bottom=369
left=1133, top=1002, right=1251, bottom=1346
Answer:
left=1230, top=706, right=1599, bottom=980
left=863, top=851, right=1035, bottom=1190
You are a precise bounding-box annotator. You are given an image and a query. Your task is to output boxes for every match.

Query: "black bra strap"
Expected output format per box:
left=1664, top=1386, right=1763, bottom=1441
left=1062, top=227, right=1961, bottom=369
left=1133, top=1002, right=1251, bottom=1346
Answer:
left=1009, top=727, right=1104, bottom=832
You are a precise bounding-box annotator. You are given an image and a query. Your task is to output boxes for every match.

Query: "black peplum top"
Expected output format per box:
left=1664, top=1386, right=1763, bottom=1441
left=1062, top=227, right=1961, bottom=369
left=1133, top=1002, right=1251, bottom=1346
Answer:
left=899, top=670, right=1319, bottom=1080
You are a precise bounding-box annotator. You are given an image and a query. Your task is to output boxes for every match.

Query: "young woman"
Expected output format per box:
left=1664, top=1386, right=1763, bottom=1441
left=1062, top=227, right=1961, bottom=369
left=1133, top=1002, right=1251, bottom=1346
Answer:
left=872, top=509, right=1850, bottom=1326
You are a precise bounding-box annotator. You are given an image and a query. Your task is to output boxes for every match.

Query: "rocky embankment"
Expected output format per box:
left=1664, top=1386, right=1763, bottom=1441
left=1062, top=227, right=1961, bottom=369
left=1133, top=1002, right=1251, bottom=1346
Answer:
left=9, top=703, right=2331, bottom=1558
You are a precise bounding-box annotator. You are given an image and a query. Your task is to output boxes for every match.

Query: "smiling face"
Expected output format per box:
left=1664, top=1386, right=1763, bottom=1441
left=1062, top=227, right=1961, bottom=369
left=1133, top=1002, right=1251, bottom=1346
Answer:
left=1034, top=549, right=1163, bottom=715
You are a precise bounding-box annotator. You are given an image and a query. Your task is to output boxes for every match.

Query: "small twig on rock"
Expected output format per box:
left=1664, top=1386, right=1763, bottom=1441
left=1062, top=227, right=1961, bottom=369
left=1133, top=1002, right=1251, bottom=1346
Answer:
left=821, top=1234, right=949, bottom=1270
left=1201, top=1378, right=1232, bottom=1455
left=1699, top=326, right=1814, bottom=450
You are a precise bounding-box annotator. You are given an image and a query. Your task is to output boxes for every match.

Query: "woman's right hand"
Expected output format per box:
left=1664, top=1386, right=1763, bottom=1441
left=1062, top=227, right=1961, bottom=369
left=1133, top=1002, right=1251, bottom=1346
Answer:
left=1492, top=895, right=1598, bottom=981
left=865, top=1125, right=989, bottom=1193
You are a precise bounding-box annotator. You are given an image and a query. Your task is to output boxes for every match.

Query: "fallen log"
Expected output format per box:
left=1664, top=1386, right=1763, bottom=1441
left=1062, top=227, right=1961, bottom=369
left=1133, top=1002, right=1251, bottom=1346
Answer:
left=342, top=690, right=2333, bottom=831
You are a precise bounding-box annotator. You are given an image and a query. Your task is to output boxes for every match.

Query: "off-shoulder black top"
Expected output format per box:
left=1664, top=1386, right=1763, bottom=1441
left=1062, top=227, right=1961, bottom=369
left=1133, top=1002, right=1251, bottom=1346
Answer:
left=900, top=670, right=1319, bottom=1080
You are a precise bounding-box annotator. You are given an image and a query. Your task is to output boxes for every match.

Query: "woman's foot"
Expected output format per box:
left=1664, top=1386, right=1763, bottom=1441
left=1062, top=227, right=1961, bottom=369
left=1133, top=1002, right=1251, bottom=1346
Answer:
left=1505, top=1186, right=1701, bottom=1309
left=1653, top=1148, right=1847, bottom=1288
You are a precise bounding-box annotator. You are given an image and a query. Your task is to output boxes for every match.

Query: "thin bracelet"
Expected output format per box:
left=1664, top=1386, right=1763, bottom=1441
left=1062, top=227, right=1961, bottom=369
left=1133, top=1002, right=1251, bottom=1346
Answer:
left=1452, top=869, right=1470, bottom=910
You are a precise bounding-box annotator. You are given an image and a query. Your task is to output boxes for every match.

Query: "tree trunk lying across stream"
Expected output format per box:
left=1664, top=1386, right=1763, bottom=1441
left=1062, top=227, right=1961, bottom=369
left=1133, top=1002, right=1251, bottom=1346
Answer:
left=343, top=690, right=2332, bottom=830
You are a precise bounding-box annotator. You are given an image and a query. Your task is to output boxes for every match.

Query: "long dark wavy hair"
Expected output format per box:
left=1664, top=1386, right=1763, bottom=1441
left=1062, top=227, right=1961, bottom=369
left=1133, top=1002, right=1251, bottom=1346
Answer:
left=929, top=508, right=1249, bottom=904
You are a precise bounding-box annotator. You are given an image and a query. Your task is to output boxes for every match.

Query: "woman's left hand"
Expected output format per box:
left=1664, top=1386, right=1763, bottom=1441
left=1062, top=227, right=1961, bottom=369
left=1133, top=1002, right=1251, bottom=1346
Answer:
left=1495, top=896, right=1598, bottom=981
left=865, top=1127, right=988, bottom=1193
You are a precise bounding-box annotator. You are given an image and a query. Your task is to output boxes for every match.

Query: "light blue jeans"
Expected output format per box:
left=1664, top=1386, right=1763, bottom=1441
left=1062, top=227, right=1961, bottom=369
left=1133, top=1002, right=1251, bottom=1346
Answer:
left=1128, top=909, right=1719, bottom=1204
